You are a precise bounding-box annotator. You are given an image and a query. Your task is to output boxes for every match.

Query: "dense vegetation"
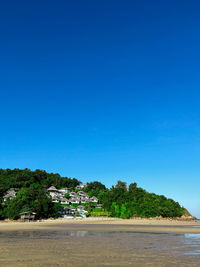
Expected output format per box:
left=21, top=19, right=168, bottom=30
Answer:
left=103, top=181, right=185, bottom=218
left=0, top=169, right=185, bottom=220
left=83, top=181, right=185, bottom=218
left=0, top=168, right=80, bottom=193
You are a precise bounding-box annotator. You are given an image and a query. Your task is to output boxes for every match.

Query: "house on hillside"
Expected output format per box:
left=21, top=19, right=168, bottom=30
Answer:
left=95, top=204, right=102, bottom=209
left=60, top=198, right=70, bottom=205
left=70, top=197, right=80, bottom=204
left=90, top=196, right=98, bottom=203
left=79, top=197, right=86, bottom=204
left=77, top=191, right=89, bottom=202
left=58, top=188, right=69, bottom=195
left=69, top=192, right=78, bottom=197
left=77, top=191, right=87, bottom=196
left=58, top=206, right=75, bottom=218
left=3, top=189, right=17, bottom=202
left=80, top=195, right=89, bottom=203
left=76, top=183, right=87, bottom=190
left=47, top=186, right=58, bottom=197
left=77, top=205, right=88, bottom=217
left=51, top=196, right=59, bottom=203
left=47, top=186, right=63, bottom=201
left=47, top=186, right=58, bottom=192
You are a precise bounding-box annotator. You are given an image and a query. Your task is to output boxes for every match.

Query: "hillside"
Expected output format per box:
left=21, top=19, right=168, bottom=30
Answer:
left=0, top=169, right=187, bottom=220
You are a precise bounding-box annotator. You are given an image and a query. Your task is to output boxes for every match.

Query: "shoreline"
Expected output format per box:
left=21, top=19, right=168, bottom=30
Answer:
left=0, top=217, right=200, bottom=233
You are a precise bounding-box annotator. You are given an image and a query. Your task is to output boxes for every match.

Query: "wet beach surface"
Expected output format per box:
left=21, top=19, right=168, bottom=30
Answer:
left=0, top=223, right=200, bottom=266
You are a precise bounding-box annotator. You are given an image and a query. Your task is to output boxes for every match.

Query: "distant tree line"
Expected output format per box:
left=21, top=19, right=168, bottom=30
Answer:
left=0, top=169, right=185, bottom=220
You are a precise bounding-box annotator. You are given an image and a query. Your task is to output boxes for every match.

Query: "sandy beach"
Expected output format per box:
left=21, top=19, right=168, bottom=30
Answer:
left=1, top=217, right=200, bottom=233
left=0, top=218, right=200, bottom=266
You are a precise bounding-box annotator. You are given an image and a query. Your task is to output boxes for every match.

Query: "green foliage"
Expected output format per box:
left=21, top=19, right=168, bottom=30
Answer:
left=120, top=204, right=127, bottom=218
left=75, top=210, right=81, bottom=216
left=64, top=193, right=70, bottom=199
left=90, top=210, right=111, bottom=217
left=83, top=181, right=107, bottom=201
left=61, top=204, right=70, bottom=207
left=84, top=181, right=106, bottom=192
left=71, top=203, right=80, bottom=208
left=84, top=201, right=96, bottom=212
left=101, top=181, right=185, bottom=218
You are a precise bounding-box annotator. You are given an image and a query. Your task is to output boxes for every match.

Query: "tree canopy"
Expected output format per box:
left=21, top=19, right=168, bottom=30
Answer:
left=101, top=181, right=185, bottom=218
left=0, top=168, right=80, bottom=194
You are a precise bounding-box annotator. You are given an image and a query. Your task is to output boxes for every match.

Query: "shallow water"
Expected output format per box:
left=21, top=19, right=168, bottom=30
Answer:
left=184, top=234, right=200, bottom=255
left=0, top=225, right=200, bottom=266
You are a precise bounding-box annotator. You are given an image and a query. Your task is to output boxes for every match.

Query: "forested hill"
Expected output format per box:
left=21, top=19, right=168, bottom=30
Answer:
left=0, top=169, right=186, bottom=219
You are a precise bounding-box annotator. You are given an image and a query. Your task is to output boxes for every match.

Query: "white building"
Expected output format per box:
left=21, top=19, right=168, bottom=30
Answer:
left=60, top=198, right=70, bottom=205
left=69, top=192, right=78, bottom=197
left=90, top=196, right=98, bottom=203
left=58, top=188, right=70, bottom=195
left=3, top=189, right=17, bottom=202
left=70, top=197, right=80, bottom=204
left=76, top=183, right=88, bottom=190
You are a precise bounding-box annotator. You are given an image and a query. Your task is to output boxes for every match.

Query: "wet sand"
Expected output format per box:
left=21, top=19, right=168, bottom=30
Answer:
left=0, top=219, right=200, bottom=266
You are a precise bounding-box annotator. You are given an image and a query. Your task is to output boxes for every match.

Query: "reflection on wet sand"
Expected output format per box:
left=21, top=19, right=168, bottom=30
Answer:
left=0, top=224, right=200, bottom=266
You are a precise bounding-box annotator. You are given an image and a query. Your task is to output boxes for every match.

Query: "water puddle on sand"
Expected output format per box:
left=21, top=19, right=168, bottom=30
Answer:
left=185, top=250, right=200, bottom=255
left=184, top=234, right=200, bottom=255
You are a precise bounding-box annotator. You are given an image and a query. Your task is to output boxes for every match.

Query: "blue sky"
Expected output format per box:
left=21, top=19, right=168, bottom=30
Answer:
left=0, top=0, right=200, bottom=218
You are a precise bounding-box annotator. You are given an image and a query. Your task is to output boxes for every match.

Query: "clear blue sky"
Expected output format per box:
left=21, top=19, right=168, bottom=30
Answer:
left=0, top=1, right=200, bottom=218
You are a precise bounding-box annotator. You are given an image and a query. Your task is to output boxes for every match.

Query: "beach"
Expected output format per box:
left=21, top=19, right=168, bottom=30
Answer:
left=0, top=218, right=200, bottom=266
left=1, top=217, right=200, bottom=232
